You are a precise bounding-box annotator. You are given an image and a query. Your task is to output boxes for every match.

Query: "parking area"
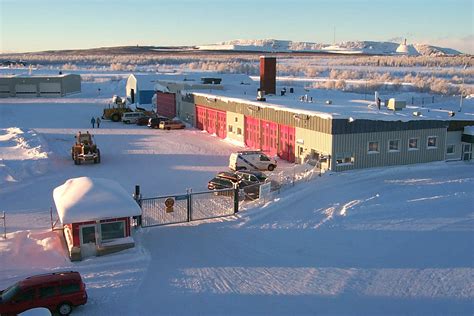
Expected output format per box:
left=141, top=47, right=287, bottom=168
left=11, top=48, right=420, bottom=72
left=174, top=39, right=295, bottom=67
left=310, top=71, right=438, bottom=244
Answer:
left=0, top=97, right=296, bottom=231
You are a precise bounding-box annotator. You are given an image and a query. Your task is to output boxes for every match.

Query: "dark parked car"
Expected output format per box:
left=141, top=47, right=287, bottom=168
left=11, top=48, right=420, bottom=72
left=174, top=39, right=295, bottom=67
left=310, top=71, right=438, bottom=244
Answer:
left=0, top=271, right=87, bottom=315
left=207, top=176, right=260, bottom=200
left=136, top=116, right=153, bottom=126
left=147, top=117, right=168, bottom=129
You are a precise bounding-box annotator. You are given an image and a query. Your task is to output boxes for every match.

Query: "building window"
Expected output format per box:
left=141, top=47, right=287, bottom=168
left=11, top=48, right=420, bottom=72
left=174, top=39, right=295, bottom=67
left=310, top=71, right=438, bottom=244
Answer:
left=408, top=138, right=419, bottom=150
left=228, top=125, right=233, bottom=133
left=427, top=136, right=437, bottom=149
left=236, top=128, right=242, bottom=135
left=368, top=141, right=379, bottom=153
left=101, top=221, right=125, bottom=241
left=388, top=139, right=400, bottom=152
left=234, top=117, right=238, bottom=122
left=446, top=144, right=455, bottom=154
left=335, top=152, right=354, bottom=165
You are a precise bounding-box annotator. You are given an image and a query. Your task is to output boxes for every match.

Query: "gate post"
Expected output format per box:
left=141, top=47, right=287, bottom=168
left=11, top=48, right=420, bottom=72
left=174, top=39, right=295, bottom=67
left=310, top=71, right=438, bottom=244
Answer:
left=133, top=185, right=142, bottom=227
left=233, top=184, right=239, bottom=214
left=187, top=188, right=192, bottom=222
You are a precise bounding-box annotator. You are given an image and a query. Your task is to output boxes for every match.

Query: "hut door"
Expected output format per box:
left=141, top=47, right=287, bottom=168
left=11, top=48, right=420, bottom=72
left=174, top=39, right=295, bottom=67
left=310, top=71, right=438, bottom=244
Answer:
left=80, top=225, right=97, bottom=257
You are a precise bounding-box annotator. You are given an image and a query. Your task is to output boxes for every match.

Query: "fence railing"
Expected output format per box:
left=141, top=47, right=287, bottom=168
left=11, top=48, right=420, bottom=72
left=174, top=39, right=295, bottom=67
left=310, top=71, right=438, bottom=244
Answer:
left=140, top=187, right=238, bottom=228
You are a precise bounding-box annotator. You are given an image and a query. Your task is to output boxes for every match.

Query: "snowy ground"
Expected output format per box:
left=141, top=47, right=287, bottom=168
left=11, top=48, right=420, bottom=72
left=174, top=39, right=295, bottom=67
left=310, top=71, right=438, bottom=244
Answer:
left=0, top=74, right=473, bottom=315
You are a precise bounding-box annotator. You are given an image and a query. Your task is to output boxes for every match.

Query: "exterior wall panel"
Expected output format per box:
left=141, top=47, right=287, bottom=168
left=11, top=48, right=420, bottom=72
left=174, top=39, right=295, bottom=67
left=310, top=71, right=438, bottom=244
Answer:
left=226, top=112, right=245, bottom=144
left=333, top=128, right=446, bottom=171
left=446, top=131, right=463, bottom=161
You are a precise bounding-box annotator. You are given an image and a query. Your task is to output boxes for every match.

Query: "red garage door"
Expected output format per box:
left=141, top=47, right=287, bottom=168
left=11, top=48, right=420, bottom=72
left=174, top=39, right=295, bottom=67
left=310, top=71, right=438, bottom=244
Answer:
left=196, top=105, right=206, bottom=130
left=195, top=106, right=227, bottom=139
left=206, top=109, right=217, bottom=135
left=279, top=124, right=295, bottom=162
left=260, top=120, right=278, bottom=156
left=217, top=111, right=227, bottom=139
left=244, top=116, right=260, bottom=149
left=156, top=92, right=176, bottom=118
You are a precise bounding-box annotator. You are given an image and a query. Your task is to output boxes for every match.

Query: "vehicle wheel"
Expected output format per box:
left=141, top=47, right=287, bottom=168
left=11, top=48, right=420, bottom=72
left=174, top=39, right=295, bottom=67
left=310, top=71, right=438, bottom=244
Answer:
left=166, top=127, right=171, bottom=131
left=111, top=113, right=120, bottom=122
left=71, top=150, right=74, bottom=160
left=96, top=149, right=101, bottom=163
left=267, top=164, right=275, bottom=171
left=57, top=302, right=72, bottom=315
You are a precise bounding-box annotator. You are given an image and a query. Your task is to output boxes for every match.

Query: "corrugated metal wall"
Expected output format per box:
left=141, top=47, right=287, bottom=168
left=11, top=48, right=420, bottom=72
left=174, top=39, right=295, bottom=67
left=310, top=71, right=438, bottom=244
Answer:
left=333, top=128, right=447, bottom=171
left=446, top=131, right=463, bottom=160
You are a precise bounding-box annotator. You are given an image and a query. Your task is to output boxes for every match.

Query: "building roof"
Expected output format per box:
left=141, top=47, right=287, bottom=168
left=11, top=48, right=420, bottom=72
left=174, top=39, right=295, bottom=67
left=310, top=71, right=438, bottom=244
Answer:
left=53, top=177, right=141, bottom=225
left=0, top=74, right=77, bottom=79
left=189, top=81, right=474, bottom=122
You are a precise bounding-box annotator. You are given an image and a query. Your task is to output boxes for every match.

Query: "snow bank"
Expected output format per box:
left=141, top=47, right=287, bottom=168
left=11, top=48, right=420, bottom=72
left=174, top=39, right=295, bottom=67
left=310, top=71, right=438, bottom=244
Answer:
left=0, top=128, right=49, bottom=184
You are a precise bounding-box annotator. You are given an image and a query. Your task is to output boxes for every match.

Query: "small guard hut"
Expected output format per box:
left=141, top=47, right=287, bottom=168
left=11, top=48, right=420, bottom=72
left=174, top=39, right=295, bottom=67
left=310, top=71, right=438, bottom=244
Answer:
left=53, top=177, right=141, bottom=261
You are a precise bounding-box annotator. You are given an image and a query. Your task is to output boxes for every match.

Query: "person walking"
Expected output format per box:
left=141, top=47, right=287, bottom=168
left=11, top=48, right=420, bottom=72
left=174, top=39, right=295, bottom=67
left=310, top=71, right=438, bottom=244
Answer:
left=91, top=117, right=96, bottom=128
left=96, top=117, right=101, bottom=128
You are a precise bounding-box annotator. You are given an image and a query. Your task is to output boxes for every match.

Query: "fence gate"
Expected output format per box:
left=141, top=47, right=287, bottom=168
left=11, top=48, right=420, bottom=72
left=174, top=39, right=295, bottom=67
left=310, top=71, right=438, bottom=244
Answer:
left=140, top=189, right=238, bottom=228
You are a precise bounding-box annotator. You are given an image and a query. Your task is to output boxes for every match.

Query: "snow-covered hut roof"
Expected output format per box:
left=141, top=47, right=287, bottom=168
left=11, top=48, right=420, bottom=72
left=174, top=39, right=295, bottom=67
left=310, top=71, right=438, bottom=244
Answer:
left=53, top=177, right=141, bottom=225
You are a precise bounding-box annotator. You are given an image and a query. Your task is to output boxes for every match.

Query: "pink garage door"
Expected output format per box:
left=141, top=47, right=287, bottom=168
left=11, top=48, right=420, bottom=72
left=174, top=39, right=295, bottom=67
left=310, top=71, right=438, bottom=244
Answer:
left=206, top=108, right=217, bottom=135
left=216, top=110, right=227, bottom=139
left=279, top=124, right=295, bottom=162
left=195, top=105, right=206, bottom=130
left=195, top=106, right=227, bottom=139
left=244, top=116, right=260, bottom=149
left=156, top=92, right=176, bottom=118
left=260, top=120, right=278, bottom=156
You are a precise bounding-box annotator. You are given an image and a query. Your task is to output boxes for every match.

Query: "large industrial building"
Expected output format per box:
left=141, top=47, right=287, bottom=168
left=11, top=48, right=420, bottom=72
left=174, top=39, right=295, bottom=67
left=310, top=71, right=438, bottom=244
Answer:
left=132, top=57, right=473, bottom=172
left=0, top=74, right=81, bottom=97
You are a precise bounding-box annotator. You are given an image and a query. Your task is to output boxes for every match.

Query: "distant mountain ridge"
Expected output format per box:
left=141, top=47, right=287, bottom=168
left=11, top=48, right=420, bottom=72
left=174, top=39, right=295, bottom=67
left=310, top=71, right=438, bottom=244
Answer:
left=197, top=39, right=462, bottom=56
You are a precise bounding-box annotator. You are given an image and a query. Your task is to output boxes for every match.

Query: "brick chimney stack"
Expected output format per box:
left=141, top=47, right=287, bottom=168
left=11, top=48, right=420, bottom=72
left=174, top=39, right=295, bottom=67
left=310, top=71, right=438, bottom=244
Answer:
left=259, top=56, right=276, bottom=95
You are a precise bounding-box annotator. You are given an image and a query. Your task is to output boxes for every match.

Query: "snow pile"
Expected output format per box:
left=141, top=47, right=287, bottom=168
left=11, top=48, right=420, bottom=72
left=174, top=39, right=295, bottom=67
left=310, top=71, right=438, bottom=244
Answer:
left=0, top=128, right=49, bottom=184
left=0, top=230, right=68, bottom=274
left=53, top=177, right=142, bottom=224
left=197, top=39, right=461, bottom=55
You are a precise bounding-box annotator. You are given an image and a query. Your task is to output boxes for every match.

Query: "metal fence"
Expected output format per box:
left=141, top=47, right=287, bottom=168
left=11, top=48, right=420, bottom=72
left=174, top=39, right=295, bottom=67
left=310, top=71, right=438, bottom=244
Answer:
left=140, top=188, right=238, bottom=228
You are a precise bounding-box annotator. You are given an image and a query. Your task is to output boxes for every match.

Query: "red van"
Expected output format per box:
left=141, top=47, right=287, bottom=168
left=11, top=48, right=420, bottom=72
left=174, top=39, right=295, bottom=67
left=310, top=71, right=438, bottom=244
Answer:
left=0, top=271, right=87, bottom=315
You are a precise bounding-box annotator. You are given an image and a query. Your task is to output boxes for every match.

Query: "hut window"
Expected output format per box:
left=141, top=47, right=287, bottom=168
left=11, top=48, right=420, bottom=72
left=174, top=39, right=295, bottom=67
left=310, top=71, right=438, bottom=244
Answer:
left=237, top=128, right=242, bottom=135
left=368, top=141, right=379, bottom=153
left=101, top=221, right=125, bottom=241
left=228, top=125, right=233, bottom=133
left=427, top=136, right=437, bottom=149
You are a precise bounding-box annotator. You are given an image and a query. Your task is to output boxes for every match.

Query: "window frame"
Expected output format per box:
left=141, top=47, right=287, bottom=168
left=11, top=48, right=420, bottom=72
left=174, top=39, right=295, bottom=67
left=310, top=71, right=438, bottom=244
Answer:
left=408, top=138, right=419, bottom=151
left=446, top=144, right=455, bottom=154
left=427, top=136, right=438, bottom=149
left=388, top=139, right=401, bottom=152
left=367, top=141, right=380, bottom=154
left=335, top=152, right=354, bottom=165
left=100, top=221, right=126, bottom=241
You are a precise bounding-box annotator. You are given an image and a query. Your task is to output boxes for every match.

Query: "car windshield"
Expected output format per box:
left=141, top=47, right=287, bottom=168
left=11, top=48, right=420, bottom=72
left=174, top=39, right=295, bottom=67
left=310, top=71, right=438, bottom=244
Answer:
left=253, top=172, right=267, bottom=181
left=1, top=284, right=20, bottom=302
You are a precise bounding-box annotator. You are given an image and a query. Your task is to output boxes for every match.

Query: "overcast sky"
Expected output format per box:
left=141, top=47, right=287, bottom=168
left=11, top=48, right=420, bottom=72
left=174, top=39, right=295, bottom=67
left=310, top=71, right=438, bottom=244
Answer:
left=1, top=0, right=473, bottom=53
